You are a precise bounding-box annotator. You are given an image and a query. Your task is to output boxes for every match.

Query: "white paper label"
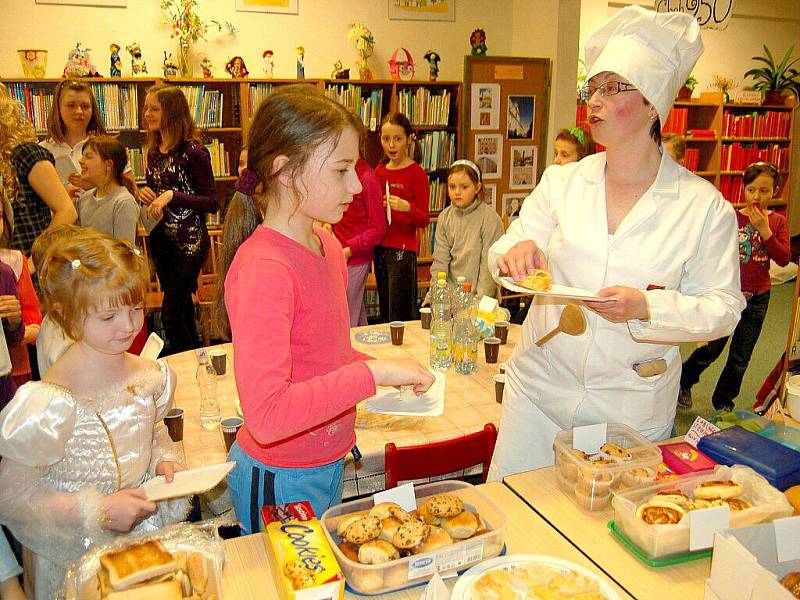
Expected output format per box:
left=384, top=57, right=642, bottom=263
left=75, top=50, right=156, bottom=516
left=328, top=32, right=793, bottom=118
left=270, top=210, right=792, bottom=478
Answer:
left=373, top=482, right=417, bottom=512
left=420, top=573, right=450, bottom=600
left=689, top=505, right=730, bottom=551
left=774, top=516, right=800, bottom=563
left=684, top=416, right=720, bottom=448
left=572, top=423, right=607, bottom=455
left=407, top=540, right=484, bottom=581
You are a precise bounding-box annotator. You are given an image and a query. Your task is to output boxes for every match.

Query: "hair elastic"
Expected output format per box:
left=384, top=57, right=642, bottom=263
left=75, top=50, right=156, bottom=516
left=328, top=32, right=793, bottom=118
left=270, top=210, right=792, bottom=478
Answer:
left=236, top=168, right=260, bottom=196
left=450, top=159, right=481, bottom=181
left=71, top=259, right=81, bottom=270
left=569, top=127, right=586, bottom=146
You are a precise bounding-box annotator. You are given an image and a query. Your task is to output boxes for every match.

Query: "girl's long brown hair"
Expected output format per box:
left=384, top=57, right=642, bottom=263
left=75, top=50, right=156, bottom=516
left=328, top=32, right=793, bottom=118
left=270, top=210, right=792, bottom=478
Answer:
left=145, top=84, right=203, bottom=154
left=47, top=79, right=107, bottom=143
left=212, top=84, right=359, bottom=339
left=84, top=135, right=131, bottom=191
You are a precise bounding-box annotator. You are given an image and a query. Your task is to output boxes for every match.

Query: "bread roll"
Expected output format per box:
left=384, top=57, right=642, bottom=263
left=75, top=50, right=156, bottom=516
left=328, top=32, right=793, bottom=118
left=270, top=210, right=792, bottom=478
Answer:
left=338, top=541, right=360, bottom=563
left=343, top=516, right=381, bottom=545
left=186, top=552, right=207, bottom=595
left=694, top=480, right=744, bottom=500
left=378, top=516, right=403, bottom=544
left=414, top=503, right=441, bottom=525
left=100, top=541, right=177, bottom=591
left=336, top=511, right=368, bottom=537
left=441, top=510, right=479, bottom=539
left=105, top=580, right=183, bottom=600
left=358, top=540, right=400, bottom=565
left=370, top=502, right=410, bottom=522
left=636, top=499, right=685, bottom=525
left=425, top=495, right=464, bottom=519
left=411, top=525, right=452, bottom=555
left=392, top=519, right=430, bottom=549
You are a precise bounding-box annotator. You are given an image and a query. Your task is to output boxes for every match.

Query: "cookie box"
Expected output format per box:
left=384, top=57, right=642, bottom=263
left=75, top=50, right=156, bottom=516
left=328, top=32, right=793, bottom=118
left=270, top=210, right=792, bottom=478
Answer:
left=659, top=442, right=716, bottom=475
left=320, top=480, right=506, bottom=596
left=612, top=465, right=793, bottom=561
left=553, top=424, right=663, bottom=512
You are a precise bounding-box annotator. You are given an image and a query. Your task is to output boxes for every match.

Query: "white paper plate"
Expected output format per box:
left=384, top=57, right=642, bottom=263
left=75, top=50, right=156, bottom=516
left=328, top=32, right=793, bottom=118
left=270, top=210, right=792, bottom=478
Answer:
left=498, top=277, right=613, bottom=302
left=450, top=554, right=621, bottom=600
left=142, top=461, right=236, bottom=501
left=363, top=371, right=445, bottom=417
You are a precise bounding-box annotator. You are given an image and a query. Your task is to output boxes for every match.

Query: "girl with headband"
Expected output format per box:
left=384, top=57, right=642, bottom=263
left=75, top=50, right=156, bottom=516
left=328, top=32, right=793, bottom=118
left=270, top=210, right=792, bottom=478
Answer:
left=553, top=127, right=596, bottom=165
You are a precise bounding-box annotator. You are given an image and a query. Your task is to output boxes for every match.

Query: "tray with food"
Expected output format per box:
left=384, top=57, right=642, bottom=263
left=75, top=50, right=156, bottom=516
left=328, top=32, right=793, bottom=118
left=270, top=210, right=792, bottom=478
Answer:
left=497, top=274, right=613, bottom=302
left=320, top=480, right=506, bottom=596
left=553, top=424, right=663, bottom=512
left=62, top=521, right=225, bottom=600
left=612, top=465, right=793, bottom=561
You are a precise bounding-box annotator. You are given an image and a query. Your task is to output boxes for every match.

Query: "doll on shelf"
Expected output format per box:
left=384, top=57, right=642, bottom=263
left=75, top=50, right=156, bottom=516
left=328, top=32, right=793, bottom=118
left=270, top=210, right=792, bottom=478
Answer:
left=126, top=42, right=148, bottom=75
left=262, top=49, right=275, bottom=78
left=331, top=60, right=350, bottom=80
left=424, top=50, right=441, bottom=81
left=225, top=56, right=249, bottom=78
left=296, top=46, right=305, bottom=79
left=470, top=29, right=488, bottom=56
left=109, top=43, right=122, bottom=77
left=201, top=56, right=214, bottom=78
left=162, top=52, right=178, bottom=78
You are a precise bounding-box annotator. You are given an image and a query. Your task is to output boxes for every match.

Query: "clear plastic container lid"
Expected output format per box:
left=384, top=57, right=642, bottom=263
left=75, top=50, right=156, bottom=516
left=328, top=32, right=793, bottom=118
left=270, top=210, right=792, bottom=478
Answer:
left=553, top=423, right=663, bottom=475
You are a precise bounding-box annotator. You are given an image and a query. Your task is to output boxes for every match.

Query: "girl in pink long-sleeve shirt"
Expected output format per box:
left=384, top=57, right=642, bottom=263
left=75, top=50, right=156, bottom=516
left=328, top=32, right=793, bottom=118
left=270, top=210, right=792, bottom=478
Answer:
left=214, top=86, right=434, bottom=533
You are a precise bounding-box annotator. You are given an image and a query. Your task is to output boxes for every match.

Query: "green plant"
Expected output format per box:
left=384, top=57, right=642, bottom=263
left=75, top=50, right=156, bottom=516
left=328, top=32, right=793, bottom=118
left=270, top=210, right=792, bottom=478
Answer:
left=744, top=45, right=800, bottom=99
left=684, top=74, right=698, bottom=91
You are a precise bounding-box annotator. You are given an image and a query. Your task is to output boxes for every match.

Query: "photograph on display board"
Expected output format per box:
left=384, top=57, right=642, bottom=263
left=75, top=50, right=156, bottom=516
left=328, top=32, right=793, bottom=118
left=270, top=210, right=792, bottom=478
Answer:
left=388, top=0, right=455, bottom=21
left=502, top=193, right=528, bottom=223
left=236, top=0, right=298, bottom=13
left=482, top=183, right=497, bottom=212
left=509, top=144, right=537, bottom=190
left=470, top=83, right=501, bottom=130
left=474, top=133, right=503, bottom=180
left=507, top=95, right=535, bottom=139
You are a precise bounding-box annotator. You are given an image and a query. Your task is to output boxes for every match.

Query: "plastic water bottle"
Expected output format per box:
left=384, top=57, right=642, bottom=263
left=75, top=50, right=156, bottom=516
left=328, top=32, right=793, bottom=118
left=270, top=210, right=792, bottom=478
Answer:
left=453, top=282, right=478, bottom=374
left=197, top=350, right=221, bottom=430
left=429, top=272, right=452, bottom=371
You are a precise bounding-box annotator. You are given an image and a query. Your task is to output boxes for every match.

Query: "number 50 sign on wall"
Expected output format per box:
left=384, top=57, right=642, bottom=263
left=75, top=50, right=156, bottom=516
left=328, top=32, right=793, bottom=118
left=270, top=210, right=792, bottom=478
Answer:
left=654, top=0, right=733, bottom=30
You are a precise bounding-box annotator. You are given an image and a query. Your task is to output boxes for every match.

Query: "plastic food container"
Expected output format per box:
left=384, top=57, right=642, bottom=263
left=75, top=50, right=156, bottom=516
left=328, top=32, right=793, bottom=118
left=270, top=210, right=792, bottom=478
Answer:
left=708, top=408, right=776, bottom=435
left=553, top=424, right=662, bottom=512
left=761, top=423, right=800, bottom=452
left=612, top=465, right=793, bottom=561
left=320, top=480, right=506, bottom=596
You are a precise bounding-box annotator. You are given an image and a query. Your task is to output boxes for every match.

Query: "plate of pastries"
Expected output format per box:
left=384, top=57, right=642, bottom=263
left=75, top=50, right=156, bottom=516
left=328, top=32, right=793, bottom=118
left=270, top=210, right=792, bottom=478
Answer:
left=635, top=479, right=751, bottom=525
left=498, top=273, right=612, bottom=302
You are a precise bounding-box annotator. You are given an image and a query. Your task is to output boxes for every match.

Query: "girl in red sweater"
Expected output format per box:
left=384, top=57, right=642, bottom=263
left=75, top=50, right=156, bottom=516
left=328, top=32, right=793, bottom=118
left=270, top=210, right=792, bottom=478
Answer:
left=375, top=112, right=430, bottom=322
left=214, top=86, right=433, bottom=532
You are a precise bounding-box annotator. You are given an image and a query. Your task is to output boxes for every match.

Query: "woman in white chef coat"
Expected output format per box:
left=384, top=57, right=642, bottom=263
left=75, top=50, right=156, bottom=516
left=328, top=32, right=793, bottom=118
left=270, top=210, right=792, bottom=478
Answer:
left=487, top=6, right=745, bottom=480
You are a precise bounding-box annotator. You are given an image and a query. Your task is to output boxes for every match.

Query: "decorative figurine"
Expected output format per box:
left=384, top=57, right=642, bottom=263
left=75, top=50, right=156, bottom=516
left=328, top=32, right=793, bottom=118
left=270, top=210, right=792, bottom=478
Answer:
left=347, top=23, right=375, bottom=80
left=63, top=43, right=101, bottom=78
left=388, top=48, right=415, bottom=82
left=423, top=50, right=441, bottom=82
left=225, top=56, right=249, bottom=78
left=110, top=43, right=122, bottom=77
left=331, top=60, right=350, bottom=80
left=126, top=42, right=148, bottom=75
left=163, top=52, right=178, bottom=77
left=470, top=29, right=488, bottom=56
left=262, top=49, right=275, bottom=78
left=201, top=56, right=214, bottom=78
left=296, top=46, right=305, bottom=79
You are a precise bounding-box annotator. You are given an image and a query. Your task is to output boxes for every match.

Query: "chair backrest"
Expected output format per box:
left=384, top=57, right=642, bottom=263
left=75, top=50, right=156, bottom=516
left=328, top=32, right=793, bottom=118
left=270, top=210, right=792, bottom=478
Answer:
left=384, top=423, right=498, bottom=489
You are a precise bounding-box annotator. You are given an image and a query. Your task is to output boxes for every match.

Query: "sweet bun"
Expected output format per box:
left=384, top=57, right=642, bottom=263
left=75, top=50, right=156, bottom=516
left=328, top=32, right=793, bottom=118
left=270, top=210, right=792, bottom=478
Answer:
left=414, top=503, right=441, bottom=525
left=599, top=442, right=632, bottom=462
left=425, top=495, right=464, bottom=519
left=724, top=498, right=751, bottom=511
left=105, top=580, right=183, bottom=600
left=694, top=480, right=744, bottom=500
left=392, top=519, right=430, bottom=549
left=412, top=525, right=453, bottom=555
left=338, top=542, right=360, bottom=563
left=343, top=516, right=381, bottom=545
left=100, top=540, right=177, bottom=591
left=336, top=511, right=368, bottom=537
left=636, top=499, right=686, bottom=525
left=370, top=502, right=410, bottom=522
left=653, top=489, right=692, bottom=509
left=782, top=572, right=800, bottom=598
left=441, top=510, right=479, bottom=539
left=358, top=540, right=400, bottom=565
left=516, top=269, right=552, bottom=292
left=378, top=516, right=403, bottom=543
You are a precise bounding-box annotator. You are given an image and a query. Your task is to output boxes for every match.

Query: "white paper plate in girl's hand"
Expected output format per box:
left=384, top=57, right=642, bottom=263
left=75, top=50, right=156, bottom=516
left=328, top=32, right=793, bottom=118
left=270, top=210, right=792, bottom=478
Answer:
left=498, top=277, right=614, bottom=302
left=141, top=462, right=236, bottom=501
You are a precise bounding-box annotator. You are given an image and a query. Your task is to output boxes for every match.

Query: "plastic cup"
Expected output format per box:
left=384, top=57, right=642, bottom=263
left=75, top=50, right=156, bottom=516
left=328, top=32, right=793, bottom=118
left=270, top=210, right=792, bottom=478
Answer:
left=494, top=321, right=509, bottom=344
left=483, top=337, right=501, bottom=363
left=221, top=416, right=244, bottom=452
left=390, top=321, right=405, bottom=345
left=419, top=307, right=432, bottom=330
left=164, top=408, right=184, bottom=442
left=499, top=362, right=507, bottom=375
left=493, top=374, right=506, bottom=403
left=210, top=348, right=228, bottom=375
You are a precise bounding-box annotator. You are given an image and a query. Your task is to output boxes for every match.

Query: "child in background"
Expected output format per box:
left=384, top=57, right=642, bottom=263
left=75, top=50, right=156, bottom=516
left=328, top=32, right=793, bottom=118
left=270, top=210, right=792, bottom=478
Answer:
left=140, top=84, right=217, bottom=354
left=0, top=262, right=24, bottom=412
left=77, top=136, right=139, bottom=245
left=0, top=194, right=41, bottom=387
left=680, top=162, right=790, bottom=410
left=213, top=86, right=433, bottom=531
left=430, top=159, right=504, bottom=298
left=662, top=132, right=686, bottom=165
left=0, top=233, right=187, bottom=600
left=40, top=79, right=137, bottom=198
left=375, top=112, right=430, bottom=322
left=238, top=146, right=248, bottom=177
left=553, top=127, right=595, bottom=165
left=332, top=120, right=387, bottom=326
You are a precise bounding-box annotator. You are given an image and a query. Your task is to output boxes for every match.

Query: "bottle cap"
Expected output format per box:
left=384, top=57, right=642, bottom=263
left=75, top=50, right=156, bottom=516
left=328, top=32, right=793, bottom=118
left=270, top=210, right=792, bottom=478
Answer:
left=464, top=282, right=473, bottom=291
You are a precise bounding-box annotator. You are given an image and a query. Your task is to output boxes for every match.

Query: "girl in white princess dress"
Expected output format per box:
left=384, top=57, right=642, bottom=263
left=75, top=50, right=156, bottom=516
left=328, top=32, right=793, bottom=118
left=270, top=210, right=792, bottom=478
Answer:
left=0, top=232, right=188, bottom=599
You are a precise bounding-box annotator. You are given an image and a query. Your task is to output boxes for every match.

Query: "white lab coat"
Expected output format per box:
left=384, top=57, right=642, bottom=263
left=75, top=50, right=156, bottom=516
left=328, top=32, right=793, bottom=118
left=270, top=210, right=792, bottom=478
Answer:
left=488, top=152, right=745, bottom=480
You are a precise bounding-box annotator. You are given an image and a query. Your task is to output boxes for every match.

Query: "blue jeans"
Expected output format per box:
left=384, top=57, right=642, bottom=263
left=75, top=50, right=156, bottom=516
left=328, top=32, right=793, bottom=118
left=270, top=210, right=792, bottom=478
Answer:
left=226, top=442, right=344, bottom=534
left=680, top=291, right=770, bottom=409
left=0, top=530, right=21, bottom=584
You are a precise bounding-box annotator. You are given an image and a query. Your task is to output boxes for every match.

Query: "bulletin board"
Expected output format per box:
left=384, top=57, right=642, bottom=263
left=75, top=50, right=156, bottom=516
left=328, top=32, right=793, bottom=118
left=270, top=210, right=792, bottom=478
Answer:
left=462, top=56, right=551, bottom=224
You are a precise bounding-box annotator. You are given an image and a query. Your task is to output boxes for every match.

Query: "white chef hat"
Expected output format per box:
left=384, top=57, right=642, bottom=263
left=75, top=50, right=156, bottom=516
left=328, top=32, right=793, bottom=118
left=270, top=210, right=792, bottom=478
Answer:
left=584, top=5, right=703, bottom=124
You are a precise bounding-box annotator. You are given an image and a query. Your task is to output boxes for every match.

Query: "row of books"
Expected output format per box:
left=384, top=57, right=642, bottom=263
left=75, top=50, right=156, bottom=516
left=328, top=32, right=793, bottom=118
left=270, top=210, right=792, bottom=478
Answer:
left=248, top=83, right=273, bottom=115
left=721, top=143, right=790, bottom=171
left=418, top=222, right=436, bottom=259
left=662, top=107, right=689, bottom=135
left=88, top=83, right=140, bottom=131
left=722, top=111, right=791, bottom=139
left=429, top=179, right=447, bottom=212
left=397, top=88, right=451, bottom=126
left=176, top=86, right=225, bottom=128
left=204, top=139, right=232, bottom=177
left=416, top=131, right=456, bottom=172
left=683, top=148, right=700, bottom=172
left=324, top=85, right=384, bottom=132
left=126, top=148, right=146, bottom=180
left=720, top=176, right=752, bottom=205
left=6, top=83, right=54, bottom=133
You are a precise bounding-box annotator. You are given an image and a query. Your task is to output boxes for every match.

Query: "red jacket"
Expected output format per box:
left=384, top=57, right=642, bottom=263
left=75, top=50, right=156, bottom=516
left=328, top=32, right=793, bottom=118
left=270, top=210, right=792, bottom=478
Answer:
left=375, top=162, right=430, bottom=252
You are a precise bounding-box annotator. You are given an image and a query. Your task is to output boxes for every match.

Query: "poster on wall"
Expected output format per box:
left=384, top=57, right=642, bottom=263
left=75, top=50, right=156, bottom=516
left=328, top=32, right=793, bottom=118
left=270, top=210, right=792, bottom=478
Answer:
left=236, top=0, right=298, bottom=14
left=507, top=95, right=535, bottom=139
left=654, top=0, right=732, bottom=30
left=502, top=193, right=528, bottom=223
left=474, top=133, right=503, bottom=180
left=482, top=183, right=497, bottom=212
left=470, top=83, right=501, bottom=130
left=509, top=145, right=537, bottom=190
left=388, top=0, right=455, bottom=21
left=36, top=0, right=126, bottom=5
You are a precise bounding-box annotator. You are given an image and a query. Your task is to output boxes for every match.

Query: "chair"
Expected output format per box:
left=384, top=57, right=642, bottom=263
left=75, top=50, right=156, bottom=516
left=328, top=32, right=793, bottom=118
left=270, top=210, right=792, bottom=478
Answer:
left=384, top=423, right=498, bottom=489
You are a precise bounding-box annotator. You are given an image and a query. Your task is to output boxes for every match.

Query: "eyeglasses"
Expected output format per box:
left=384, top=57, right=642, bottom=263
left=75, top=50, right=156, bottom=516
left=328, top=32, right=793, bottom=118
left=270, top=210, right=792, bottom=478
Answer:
left=580, top=81, right=638, bottom=102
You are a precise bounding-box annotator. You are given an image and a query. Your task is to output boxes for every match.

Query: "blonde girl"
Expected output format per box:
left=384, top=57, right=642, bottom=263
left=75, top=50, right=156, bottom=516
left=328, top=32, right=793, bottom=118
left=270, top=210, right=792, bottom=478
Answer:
left=0, top=233, right=187, bottom=600
left=214, top=85, right=433, bottom=531
left=0, top=94, right=77, bottom=256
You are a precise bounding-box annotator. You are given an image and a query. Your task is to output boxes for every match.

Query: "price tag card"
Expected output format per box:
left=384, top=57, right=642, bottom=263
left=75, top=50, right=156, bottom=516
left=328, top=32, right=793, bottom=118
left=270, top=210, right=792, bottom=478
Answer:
left=689, top=505, right=730, bottom=551
left=684, top=416, right=720, bottom=448
left=573, top=423, right=607, bottom=455
left=420, top=573, right=450, bottom=600
left=374, top=482, right=416, bottom=512
left=774, top=516, right=800, bottom=563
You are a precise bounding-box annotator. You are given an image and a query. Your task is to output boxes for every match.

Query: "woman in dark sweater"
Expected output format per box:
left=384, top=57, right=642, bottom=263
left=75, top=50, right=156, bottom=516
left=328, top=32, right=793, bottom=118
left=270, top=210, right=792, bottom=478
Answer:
left=140, top=85, right=217, bottom=354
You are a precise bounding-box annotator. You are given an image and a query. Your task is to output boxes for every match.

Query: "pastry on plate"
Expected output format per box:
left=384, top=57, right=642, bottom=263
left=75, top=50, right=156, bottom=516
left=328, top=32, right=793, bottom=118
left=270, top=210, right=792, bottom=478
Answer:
left=694, top=480, right=744, bottom=500
left=515, top=269, right=552, bottom=292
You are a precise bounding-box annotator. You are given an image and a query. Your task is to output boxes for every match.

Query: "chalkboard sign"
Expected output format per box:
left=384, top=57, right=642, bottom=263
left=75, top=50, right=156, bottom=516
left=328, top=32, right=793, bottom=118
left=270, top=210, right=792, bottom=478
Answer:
left=654, top=0, right=733, bottom=30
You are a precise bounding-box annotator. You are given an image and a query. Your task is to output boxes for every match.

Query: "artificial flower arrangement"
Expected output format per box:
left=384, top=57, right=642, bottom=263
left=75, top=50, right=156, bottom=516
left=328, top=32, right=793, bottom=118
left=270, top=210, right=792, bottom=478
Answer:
left=160, top=0, right=234, bottom=76
left=347, top=22, right=375, bottom=80
left=711, top=74, right=737, bottom=102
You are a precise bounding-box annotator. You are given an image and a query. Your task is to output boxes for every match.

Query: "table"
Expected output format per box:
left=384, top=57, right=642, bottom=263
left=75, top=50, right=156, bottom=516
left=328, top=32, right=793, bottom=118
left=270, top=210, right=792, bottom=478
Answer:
left=221, top=482, right=634, bottom=599
left=504, top=468, right=708, bottom=600
left=165, top=321, right=519, bottom=497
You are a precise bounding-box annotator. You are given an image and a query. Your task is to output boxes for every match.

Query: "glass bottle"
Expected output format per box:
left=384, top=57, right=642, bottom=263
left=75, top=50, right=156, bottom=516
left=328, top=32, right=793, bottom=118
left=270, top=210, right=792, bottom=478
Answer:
left=197, top=350, right=221, bottom=430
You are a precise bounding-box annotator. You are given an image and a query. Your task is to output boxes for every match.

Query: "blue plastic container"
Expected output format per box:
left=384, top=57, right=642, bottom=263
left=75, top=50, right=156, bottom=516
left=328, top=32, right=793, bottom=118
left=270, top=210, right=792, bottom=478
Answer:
left=760, top=424, right=800, bottom=452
